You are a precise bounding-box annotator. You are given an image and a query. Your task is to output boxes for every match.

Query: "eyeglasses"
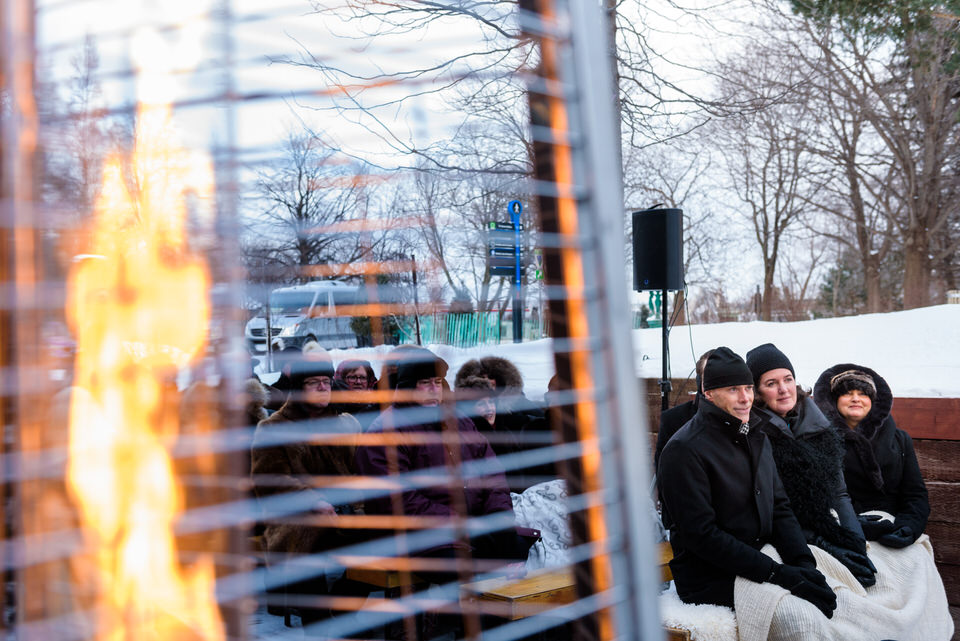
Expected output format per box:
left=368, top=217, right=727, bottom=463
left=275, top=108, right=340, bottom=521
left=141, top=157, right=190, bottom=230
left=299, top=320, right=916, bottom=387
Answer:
left=303, top=377, right=332, bottom=390
left=345, top=375, right=367, bottom=383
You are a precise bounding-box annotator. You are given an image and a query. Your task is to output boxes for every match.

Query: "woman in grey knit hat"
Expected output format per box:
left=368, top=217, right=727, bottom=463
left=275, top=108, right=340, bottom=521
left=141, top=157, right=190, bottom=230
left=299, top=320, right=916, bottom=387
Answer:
left=813, top=363, right=930, bottom=549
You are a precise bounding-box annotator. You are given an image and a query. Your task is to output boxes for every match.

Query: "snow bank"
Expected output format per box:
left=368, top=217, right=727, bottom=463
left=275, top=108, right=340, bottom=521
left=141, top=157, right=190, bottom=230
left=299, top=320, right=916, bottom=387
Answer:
left=264, top=305, right=959, bottom=399
left=634, top=304, right=960, bottom=398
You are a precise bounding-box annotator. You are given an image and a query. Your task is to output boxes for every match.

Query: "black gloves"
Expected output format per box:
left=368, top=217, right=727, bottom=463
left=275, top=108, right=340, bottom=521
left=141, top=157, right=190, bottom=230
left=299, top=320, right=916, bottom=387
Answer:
left=877, top=525, right=915, bottom=549
left=812, top=535, right=877, bottom=588
left=859, top=514, right=918, bottom=548
left=768, top=563, right=837, bottom=619
left=858, top=514, right=897, bottom=540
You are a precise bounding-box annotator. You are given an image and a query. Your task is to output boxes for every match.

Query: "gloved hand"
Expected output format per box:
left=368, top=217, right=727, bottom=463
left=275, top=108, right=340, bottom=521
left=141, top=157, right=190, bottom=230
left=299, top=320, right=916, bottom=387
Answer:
left=768, top=564, right=837, bottom=619
left=877, top=525, right=915, bottom=549
left=812, top=536, right=877, bottom=587
left=858, top=514, right=897, bottom=540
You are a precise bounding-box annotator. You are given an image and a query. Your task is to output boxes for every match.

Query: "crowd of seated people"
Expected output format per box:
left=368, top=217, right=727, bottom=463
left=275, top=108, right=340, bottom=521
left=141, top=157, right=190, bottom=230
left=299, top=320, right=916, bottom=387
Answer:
left=247, top=343, right=558, bottom=639
left=657, top=345, right=951, bottom=640
left=246, top=338, right=952, bottom=640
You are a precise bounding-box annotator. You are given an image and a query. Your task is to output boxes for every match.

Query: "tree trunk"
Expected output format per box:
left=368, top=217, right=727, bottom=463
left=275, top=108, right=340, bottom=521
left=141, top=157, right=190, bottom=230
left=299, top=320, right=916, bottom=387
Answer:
left=863, top=255, right=883, bottom=314
left=902, top=229, right=931, bottom=309
left=762, top=263, right=775, bottom=321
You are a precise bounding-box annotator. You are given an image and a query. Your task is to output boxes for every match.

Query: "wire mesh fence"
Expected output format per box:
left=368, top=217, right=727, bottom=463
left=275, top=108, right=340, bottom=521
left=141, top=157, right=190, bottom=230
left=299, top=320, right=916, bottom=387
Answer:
left=1, top=1, right=663, bottom=640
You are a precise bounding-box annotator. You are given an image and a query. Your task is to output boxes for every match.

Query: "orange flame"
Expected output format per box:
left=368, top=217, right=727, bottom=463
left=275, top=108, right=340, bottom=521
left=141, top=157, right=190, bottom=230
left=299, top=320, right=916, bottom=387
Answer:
left=64, top=17, right=223, bottom=639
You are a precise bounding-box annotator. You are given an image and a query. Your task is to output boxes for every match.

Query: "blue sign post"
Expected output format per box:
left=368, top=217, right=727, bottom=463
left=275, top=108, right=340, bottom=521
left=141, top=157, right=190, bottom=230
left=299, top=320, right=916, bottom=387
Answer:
left=508, top=200, right=523, bottom=343
left=486, top=201, right=525, bottom=342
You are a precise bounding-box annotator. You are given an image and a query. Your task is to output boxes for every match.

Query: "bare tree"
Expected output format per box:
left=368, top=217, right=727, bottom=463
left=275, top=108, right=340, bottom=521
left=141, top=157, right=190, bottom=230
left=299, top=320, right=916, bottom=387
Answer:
left=787, top=4, right=960, bottom=308
left=248, top=134, right=373, bottom=276
left=712, top=50, right=822, bottom=320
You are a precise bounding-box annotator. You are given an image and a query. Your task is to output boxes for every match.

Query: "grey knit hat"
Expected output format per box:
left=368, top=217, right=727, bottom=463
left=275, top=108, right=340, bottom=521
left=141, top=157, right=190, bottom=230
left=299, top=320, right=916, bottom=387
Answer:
left=829, top=369, right=877, bottom=401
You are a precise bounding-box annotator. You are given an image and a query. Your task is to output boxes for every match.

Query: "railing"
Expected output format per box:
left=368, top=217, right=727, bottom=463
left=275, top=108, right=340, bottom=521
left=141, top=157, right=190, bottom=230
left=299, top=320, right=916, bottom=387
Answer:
left=397, top=312, right=546, bottom=347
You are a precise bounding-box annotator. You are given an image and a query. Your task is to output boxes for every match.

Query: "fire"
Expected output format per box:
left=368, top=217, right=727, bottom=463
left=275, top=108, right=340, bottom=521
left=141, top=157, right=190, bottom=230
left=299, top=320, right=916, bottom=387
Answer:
left=64, top=10, right=223, bottom=640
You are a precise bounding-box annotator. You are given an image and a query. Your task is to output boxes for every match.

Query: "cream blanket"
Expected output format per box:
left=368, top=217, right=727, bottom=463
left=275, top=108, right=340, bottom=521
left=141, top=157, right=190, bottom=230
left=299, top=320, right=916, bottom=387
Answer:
left=735, top=530, right=953, bottom=641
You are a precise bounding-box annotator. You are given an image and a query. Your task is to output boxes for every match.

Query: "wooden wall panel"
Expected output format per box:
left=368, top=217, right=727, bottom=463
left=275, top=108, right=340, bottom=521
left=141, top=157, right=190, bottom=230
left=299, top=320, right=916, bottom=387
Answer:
left=914, top=440, right=960, bottom=482
left=893, top=398, right=960, bottom=440
left=927, top=521, right=960, bottom=568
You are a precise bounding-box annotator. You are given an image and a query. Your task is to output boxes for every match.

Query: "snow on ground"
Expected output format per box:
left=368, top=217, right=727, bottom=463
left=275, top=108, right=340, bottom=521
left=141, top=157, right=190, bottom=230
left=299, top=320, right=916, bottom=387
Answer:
left=634, top=304, right=960, bottom=398
left=259, top=305, right=960, bottom=399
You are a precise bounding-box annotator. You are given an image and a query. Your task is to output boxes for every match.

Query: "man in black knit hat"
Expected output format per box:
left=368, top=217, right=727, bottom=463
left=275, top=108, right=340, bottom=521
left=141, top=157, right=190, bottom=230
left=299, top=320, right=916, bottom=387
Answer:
left=658, top=347, right=836, bottom=618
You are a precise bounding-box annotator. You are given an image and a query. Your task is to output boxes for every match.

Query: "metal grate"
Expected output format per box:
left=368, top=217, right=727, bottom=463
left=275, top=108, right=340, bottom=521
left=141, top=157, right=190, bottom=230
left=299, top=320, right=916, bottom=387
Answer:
left=1, top=1, right=663, bottom=640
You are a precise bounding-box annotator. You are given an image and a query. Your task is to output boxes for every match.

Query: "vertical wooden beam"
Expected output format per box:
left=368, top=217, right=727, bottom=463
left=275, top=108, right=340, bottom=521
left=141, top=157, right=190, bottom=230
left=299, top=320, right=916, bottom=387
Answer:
left=2, top=0, right=59, bottom=635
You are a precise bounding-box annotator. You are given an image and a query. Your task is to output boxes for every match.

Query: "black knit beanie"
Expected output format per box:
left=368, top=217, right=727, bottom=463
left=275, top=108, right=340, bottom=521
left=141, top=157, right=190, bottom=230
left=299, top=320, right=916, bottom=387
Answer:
left=745, top=343, right=795, bottom=385
left=829, top=369, right=877, bottom=402
left=288, top=352, right=335, bottom=389
left=395, top=347, right=449, bottom=389
left=701, top=346, right=754, bottom=391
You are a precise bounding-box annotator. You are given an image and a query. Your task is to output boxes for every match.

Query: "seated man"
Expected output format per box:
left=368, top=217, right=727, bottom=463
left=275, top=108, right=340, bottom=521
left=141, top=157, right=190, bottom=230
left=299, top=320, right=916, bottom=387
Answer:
left=657, top=347, right=836, bottom=619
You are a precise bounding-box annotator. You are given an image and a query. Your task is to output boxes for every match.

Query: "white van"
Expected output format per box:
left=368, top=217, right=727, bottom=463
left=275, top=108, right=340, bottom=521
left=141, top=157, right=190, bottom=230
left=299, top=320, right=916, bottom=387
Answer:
left=245, top=281, right=359, bottom=352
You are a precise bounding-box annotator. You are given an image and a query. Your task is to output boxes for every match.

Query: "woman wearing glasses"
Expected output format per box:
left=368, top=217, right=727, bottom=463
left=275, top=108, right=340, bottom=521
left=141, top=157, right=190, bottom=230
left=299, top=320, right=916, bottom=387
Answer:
left=333, top=358, right=380, bottom=430
left=251, top=348, right=367, bottom=628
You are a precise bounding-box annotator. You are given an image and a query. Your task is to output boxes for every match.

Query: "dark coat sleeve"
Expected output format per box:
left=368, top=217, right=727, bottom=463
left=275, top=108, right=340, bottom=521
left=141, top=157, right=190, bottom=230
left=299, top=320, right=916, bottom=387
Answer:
left=833, top=469, right=865, bottom=542
left=659, top=440, right=778, bottom=583
left=892, top=429, right=930, bottom=537
left=769, top=470, right=818, bottom=569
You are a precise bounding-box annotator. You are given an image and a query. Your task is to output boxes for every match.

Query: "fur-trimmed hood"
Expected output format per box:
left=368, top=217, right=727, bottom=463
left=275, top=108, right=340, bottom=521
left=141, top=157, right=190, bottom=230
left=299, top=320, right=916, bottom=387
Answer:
left=813, top=363, right=893, bottom=441
left=246, top=377, right=269, bottom=425
left=454, top=356, right=524, bottom=392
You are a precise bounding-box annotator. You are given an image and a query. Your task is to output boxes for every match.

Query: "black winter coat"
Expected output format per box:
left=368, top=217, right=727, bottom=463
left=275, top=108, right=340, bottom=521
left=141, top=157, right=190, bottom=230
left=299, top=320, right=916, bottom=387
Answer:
left=655, top=395, right=699, bottom=474
left=658, top=399, right=815, bottom=608
left=754, top=397, right=865, bottom=552
left=814, top=364, right=929, bottom=539
left=655, top=395, right=699, bottom=530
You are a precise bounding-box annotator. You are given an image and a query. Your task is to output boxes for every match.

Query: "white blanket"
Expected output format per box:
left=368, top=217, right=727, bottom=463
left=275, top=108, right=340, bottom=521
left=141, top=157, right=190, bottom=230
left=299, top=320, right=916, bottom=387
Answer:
left=735, top=531, right=953, bottom=641
left=511, top=479, right=572, bottom=570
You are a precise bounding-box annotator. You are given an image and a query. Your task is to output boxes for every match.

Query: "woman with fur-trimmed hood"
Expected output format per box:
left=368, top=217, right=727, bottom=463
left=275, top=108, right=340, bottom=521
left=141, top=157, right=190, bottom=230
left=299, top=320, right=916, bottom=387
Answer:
left=454, top=356, right=544, bottom=427
left=746, top=343, right=876, bottom=587
left=814, top=363, right=930, bottom=549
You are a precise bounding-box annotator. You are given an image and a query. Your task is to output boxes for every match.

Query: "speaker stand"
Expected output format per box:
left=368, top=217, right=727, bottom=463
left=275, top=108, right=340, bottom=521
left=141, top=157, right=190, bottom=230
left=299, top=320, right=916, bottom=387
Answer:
left=659, top=287, right=671, bottom=412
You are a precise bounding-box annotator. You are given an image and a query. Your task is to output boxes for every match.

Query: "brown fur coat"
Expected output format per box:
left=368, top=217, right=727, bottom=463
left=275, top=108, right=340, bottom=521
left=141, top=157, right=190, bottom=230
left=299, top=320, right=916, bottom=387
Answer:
left=251, top=400, right=362, bottom=559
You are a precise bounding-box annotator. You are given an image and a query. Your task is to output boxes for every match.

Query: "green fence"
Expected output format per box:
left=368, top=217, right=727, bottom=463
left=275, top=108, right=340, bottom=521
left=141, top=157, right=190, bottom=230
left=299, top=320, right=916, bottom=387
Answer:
left=396, top=312, right=545, bottom=348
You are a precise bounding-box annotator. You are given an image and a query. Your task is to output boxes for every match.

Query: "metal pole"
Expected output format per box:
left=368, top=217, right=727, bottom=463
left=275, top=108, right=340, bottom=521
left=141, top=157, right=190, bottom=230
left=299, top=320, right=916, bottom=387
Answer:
left=511, top=202, right=523, bottom=343
left=661, top=287, right=671, bottom=412
left=410, top=254, right=422, bottom=345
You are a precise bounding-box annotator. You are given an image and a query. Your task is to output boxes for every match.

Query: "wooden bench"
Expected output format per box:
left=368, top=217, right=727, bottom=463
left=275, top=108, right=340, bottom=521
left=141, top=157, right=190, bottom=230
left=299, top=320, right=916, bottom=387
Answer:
left=458, top=542, right=688, bottom=639
left=343, top=542, right=689, bottom=640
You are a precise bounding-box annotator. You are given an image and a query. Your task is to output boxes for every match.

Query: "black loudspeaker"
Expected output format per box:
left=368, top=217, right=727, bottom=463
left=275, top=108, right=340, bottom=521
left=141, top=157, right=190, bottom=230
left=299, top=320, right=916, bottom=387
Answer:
left=632, top=207, right=684, bottom=291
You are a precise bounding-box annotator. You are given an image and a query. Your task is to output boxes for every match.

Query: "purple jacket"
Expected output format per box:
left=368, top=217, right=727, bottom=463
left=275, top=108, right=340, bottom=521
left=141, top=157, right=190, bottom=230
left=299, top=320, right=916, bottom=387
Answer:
left=355, top=404, right=514, bottom=519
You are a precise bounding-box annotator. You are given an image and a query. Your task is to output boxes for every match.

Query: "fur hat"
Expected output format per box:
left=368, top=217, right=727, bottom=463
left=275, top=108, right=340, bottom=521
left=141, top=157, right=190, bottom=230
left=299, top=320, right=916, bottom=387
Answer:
left=829, top=369, right=877, bottom=401
left=395, top=347, right=449, bottom=389
left=454, top=356, right=524, bottom=391
left=456, top=375, right=495, bottom=400
left=745, top=343, right=795, bottom=385
left=701, top=347, right=753, bottom=391
left=288, top=350, right=335, bottom=389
